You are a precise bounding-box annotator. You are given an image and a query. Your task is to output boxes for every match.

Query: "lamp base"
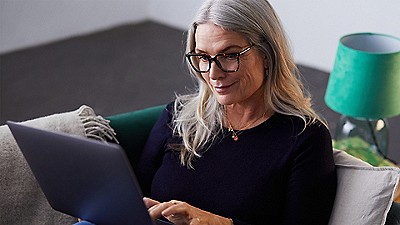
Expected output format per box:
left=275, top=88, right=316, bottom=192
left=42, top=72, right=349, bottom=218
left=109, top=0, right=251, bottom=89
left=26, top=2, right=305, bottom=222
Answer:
left=334, top=115, right=389, bottom=157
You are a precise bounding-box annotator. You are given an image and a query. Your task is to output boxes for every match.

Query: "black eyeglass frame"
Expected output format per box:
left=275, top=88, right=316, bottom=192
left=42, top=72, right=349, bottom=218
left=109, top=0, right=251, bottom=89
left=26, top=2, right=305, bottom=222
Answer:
left=185, top=44, right=254, bottom=73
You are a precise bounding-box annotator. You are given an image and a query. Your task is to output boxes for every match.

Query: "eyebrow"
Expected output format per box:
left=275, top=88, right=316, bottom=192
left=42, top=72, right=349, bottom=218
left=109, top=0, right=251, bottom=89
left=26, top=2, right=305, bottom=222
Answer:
left=195, top=45, right=244, bottom=54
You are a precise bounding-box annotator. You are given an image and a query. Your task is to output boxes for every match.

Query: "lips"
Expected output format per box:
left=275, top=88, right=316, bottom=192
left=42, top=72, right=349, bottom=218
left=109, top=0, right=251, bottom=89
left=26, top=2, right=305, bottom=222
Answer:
left=213, top=83, right=235, bottom=94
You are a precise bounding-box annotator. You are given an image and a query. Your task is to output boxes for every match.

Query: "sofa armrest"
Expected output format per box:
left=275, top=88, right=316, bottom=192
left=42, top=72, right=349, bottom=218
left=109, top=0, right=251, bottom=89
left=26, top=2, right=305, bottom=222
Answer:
left=106, top=105, right=165, bottom=167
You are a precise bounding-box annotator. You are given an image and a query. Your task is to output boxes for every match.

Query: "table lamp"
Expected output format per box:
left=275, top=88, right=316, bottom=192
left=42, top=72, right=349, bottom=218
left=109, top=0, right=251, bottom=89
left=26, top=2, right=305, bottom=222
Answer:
left=324, top=33, right=400, bottom=164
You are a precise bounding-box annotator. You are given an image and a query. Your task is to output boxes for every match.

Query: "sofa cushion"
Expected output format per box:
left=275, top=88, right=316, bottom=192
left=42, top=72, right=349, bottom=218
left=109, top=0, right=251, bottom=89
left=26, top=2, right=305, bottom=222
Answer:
left=329, top=149, right=400, bottom=225
left=107, top=104, right=165, bottom=167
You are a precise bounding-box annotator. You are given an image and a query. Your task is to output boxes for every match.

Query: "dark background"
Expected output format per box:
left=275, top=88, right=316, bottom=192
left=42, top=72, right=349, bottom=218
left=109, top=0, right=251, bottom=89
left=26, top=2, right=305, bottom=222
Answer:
left=1, top=21, right=399, bottom=162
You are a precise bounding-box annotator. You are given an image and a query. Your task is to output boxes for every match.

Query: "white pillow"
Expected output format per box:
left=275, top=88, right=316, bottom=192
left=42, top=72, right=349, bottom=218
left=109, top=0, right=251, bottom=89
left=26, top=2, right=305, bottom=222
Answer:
left=329, top=149, right=400, bottom=225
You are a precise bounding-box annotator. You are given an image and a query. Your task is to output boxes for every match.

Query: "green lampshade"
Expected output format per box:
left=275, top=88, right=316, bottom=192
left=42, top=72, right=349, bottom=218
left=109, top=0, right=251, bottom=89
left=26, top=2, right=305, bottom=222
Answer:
left=325, top=33, right=400, bottom=119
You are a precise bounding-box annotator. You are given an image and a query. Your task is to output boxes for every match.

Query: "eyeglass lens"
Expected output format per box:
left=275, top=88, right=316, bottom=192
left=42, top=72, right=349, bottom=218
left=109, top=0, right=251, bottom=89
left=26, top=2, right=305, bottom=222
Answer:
left=188, top=54, right=239, bottom=73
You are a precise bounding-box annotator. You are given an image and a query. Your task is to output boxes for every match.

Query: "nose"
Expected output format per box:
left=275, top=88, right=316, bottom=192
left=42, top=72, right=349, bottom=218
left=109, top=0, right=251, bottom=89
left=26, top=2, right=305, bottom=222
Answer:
left=208, top=61, right=225, bottom=80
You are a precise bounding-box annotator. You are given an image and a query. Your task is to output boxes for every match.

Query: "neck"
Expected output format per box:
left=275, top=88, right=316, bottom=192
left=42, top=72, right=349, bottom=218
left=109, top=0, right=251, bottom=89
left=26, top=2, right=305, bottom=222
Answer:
left=224, top=104, right=272, bottom=130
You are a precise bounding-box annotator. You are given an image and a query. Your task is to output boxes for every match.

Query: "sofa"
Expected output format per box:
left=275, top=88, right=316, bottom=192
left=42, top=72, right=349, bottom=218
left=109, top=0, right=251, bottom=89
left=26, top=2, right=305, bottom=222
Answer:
left=1, top=105, right=399, bottom=225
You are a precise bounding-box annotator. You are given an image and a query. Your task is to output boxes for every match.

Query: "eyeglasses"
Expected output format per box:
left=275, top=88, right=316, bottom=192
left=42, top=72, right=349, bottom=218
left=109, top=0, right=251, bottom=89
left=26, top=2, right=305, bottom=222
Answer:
left=185, top=44, right=254, bottom=73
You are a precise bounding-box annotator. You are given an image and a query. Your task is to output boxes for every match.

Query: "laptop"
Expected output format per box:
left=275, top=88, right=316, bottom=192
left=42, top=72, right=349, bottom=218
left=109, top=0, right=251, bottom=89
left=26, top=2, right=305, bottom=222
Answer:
left=7, top=121, right=172, bottom=225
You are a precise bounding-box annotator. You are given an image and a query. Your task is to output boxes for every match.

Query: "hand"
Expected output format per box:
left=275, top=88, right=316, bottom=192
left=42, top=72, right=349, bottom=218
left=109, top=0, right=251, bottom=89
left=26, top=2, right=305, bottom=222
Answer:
left=143, top=197, right=232, bottom=225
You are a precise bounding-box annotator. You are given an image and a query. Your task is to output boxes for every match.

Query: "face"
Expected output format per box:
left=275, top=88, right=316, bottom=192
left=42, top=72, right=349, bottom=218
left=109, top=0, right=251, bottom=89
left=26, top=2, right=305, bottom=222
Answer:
left=194, top=23, right=267, bottom=106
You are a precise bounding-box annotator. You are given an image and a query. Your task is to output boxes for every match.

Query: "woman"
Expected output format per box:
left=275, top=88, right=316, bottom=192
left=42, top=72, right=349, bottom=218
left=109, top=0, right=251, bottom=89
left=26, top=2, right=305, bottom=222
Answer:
left=77, top=0, right=336, bottom=224
left=136, top=0, right=336, bottom=224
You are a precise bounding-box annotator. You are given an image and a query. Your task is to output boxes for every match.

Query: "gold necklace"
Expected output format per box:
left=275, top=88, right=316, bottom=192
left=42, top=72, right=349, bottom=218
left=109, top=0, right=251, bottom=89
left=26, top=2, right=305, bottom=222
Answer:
left=225, top=111, right=267, bottom=141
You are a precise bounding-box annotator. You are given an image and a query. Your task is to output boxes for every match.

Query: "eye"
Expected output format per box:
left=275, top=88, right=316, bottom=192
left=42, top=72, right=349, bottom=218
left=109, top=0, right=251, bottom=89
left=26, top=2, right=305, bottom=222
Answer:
left=197, top=55, right=209, bottom=62
left=222, top=53, right=238, bottom=61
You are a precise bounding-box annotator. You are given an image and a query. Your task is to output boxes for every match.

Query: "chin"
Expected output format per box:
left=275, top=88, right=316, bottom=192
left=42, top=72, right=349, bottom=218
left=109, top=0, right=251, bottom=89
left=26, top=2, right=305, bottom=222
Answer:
left=215, top=96, right=235, bottom=106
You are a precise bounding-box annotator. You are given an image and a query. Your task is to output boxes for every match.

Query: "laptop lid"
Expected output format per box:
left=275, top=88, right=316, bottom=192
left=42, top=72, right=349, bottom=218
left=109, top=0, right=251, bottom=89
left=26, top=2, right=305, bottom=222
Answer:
left=7, top=121, right=166, bottom=225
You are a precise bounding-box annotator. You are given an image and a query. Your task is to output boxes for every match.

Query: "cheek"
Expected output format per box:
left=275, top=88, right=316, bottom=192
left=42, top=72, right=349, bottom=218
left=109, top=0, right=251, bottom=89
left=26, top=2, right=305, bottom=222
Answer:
left=242, top=66, right=265, bottom=88
left=241, top=55, right=266, bottom=86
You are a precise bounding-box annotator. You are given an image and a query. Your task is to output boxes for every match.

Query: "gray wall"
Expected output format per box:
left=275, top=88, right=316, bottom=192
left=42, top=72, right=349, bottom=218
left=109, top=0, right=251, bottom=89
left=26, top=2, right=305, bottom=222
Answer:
left=0, top=0, right=147, bottom=53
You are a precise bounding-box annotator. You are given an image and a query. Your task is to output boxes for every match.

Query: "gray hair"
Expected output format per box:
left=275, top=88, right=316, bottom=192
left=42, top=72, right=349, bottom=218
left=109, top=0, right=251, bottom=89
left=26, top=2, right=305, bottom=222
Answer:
left=173, top=0, right=322, bottom=168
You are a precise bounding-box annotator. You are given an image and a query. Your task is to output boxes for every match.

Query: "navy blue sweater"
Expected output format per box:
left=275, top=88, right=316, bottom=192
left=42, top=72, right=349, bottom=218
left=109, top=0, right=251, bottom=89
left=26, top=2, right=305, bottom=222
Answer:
left=135, top=104, right=337, bottom=225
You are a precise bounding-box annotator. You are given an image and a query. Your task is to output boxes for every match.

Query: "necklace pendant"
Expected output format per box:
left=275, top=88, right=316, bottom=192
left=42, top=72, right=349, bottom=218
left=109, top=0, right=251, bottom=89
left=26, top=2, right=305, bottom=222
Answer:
left=233, top=135, right=239, bottom=141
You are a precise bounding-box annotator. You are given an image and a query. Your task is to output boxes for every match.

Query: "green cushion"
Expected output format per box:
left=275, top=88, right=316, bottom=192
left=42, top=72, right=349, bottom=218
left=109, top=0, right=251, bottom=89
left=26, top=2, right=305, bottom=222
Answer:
left=106, top=105, right=165, bottom=166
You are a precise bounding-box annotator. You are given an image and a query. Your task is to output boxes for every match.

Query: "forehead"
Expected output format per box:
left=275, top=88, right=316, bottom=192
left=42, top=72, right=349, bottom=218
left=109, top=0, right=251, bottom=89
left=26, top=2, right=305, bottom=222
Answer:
left=194, top=23, right=248, bottom=52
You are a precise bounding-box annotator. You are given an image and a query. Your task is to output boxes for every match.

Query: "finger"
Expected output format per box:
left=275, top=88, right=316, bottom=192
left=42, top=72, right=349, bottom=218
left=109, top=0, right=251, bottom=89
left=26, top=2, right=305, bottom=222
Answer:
left=149, top=201, right=180, bottom=220
left=190, top=217, right=202, bottom=225
left=161, top=201, right=190, bottom=217
left=143, top=197, right=160, bottom=208
left=162, top=203, right=207, bottom=225
left=165, top=213, right=189, bottom=225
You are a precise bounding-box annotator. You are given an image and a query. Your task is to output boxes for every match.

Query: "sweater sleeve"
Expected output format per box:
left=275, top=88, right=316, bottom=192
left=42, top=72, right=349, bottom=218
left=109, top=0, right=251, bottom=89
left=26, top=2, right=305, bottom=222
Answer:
left=282, top=122, right=337, bottom=225
left=134, top=104, right=174, bottom=197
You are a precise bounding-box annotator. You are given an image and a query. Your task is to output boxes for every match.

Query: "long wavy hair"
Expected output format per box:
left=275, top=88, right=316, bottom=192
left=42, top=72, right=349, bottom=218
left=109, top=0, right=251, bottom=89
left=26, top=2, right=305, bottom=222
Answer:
left=173, top=0, right=323, bottom=168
